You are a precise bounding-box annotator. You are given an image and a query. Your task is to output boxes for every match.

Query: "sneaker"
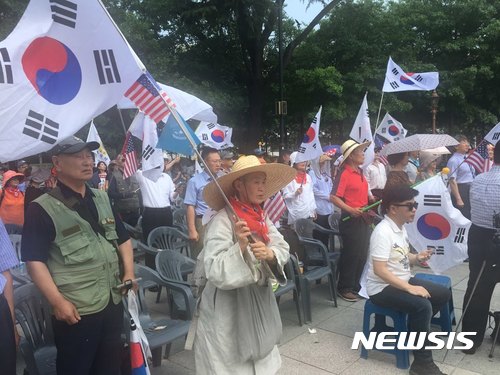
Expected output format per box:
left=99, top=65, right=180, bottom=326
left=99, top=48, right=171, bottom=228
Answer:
left=338, top=291, right=360, bottom=302
left=409, top=361, right=446, bottom=375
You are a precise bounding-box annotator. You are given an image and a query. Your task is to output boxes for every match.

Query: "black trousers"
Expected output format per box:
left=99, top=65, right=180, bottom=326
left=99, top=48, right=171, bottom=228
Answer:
left=52, top=300, right=124, bottom=375
left=462, top=224, right=500, bottom=346
left=314, top=214, right=331, bottom=248
left=142, top=206, right=173, bottom=268
left=338, top=215, right=371, bottom=293
left=370, top=278, right=451, bottom=364
left=451, top=183, right=471, bottom=220
left=0, top=293, right=16, bottom=375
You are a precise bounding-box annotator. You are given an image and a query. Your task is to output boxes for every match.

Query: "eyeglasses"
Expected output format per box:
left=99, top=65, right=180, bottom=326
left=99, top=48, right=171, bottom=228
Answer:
left=393, top=202, right=419, bottom=211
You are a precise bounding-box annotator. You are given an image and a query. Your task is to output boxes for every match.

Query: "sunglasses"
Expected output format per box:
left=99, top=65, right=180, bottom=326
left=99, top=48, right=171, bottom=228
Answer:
left=393, top=202, right=419, bottom=210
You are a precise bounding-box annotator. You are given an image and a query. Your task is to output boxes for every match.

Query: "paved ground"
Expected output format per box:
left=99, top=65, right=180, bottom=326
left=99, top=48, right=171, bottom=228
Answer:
left=15, top=262, right=500, bottom=374
left=146, top=262, right=500, bottom=375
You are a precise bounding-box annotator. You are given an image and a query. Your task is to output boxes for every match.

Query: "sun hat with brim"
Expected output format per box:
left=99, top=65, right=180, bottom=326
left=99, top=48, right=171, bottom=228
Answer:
left=51, top=136, right=100, bottom=156
left=419, top=150, right=441, bottom=169
left=29, top=167, right=51, bottom=184
left=340, top=139, right=371, bottom=165
left=2, top=170, right=25, bottom=185
left=203, top=155, right=297, bottom=211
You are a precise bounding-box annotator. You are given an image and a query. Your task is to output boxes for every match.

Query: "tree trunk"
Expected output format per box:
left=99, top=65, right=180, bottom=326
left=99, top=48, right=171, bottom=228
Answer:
left=241, top=78, right=265, bottom=153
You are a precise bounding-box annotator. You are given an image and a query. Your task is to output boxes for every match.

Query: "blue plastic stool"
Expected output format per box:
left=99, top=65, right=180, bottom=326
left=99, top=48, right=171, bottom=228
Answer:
left=361, top=299, right=410, bottom=369
left=414, top=273, right=456, bottom=332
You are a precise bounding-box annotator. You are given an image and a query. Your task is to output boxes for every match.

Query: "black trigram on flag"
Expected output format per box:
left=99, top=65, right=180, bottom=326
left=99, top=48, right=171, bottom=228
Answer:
left=428, top=245, right=445, bottom=255
left=50, top=0, right=77, bottom=29
left=424, top=194, right=441, bottom=206
left=207, top=123, right=216, bottom=129
left=391, top=68, right=399, bottom=76
left=298, top=146, right=306, bottom=153
left=142, top=145, right=155, bottom=160
left=381, top=127, right=387, bottom=133
left=201, top=134, right=208, bottom=141
left=312, top=116, right=317, bottom=124
left=0, top=48, right=13, bottom=84
left=413, top=74, right=423, bottom=82
left=23, top=110, right=59, bottom=144
left=389, top=81, right=399, bottom=90
left=454, top=227, right=466, bottom=243
left=93, top=50, right=121, bottom=84
left=312, top=143, right=317, bottom=149
left=492, top=132, right=500, bottom=141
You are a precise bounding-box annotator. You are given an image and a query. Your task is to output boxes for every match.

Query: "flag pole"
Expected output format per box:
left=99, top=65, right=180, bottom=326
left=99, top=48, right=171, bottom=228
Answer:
left=374, top=91, right=385, bottom=130
left=158, top=97, right=244, bottom=227
left=116, top=107, right=128, bottom=135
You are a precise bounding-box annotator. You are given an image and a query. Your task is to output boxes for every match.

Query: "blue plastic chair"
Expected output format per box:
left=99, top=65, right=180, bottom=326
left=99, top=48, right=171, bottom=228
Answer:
left=414, top=273, right=456, bottom=332
left=361, top=299, right=410, bottom=370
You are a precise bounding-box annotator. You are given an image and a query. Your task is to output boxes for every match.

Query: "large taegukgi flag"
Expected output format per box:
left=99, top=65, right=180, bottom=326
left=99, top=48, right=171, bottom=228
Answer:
left=349, top=93, right=374, bottom=169
left=383, top=57, right=439, bottom=93
left=0, top=0, right=144, bottom=161
left=294, top=106, right=323, bottom=164
left=405, top=175, right=471, bottom=274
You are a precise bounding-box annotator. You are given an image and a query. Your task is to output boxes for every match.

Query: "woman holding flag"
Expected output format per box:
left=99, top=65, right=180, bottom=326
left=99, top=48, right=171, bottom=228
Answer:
left=194, top=155, right=295, bottom=374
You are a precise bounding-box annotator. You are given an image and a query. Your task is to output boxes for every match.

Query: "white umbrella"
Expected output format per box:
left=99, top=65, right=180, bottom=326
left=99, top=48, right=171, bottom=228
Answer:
left=380, top=134, right=458, bottom=156
left=117, top=82, right=217, bottom=123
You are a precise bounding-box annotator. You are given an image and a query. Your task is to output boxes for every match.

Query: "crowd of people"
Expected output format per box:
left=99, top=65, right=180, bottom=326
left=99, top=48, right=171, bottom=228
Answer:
left=1, top=133, right=499, bottom=375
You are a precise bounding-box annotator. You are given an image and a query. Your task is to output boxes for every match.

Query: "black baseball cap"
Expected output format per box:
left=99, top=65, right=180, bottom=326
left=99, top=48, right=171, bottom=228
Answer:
left=51, top=136, right=99, bottom=155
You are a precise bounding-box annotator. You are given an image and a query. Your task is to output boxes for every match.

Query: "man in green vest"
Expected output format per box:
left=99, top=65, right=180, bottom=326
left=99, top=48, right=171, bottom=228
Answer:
left=21, top=136, right=135, bottom=375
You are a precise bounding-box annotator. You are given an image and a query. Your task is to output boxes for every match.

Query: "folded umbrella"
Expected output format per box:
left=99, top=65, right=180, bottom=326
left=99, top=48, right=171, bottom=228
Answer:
left=380, top=134, right=458, bottom=156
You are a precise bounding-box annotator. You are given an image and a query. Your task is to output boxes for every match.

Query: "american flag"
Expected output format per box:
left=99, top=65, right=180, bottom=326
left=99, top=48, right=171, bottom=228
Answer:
left=124, top=72, right=176, bottom=123
left=465, top=140, right=489, bottom=173
left=263, top=191, right=287, bottom=225
left=121, top=132, right=138, bottom=178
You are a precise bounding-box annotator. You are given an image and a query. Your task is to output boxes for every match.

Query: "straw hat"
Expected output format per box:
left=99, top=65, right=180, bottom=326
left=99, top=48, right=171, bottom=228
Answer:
left=419, top=150, right=441, bottom=169
left=340, top=139, right=371, bottom=165
left=203, top=155, right=296, bottom=211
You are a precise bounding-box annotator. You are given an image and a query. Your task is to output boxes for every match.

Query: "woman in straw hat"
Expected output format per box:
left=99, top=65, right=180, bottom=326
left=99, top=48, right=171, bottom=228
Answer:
left=195, top=155, right=296, bottom=375
left=416, top=151, right=441, bottom=183
left=331, top=140, right=372, bottom=302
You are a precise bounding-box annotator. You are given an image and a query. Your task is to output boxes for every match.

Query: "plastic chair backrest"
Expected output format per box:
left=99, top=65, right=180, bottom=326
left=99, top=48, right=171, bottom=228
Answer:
left=295, top=218, right=315, bottom=239
left=147, top=226, right=191, bottom=257
left=155, top=249, right=193, bottom=283
left=172, top=208, right=187, bottom=230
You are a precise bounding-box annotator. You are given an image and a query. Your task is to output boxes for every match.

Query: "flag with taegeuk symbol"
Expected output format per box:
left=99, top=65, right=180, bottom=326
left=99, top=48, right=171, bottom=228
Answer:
left=405, top=175, right=471, bottom=274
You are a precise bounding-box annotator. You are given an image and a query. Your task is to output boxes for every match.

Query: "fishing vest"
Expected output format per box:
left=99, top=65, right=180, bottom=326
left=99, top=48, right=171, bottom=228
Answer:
left=111, top=170, right=140, bottom=213
left=35, top=188, right=122, bottom=315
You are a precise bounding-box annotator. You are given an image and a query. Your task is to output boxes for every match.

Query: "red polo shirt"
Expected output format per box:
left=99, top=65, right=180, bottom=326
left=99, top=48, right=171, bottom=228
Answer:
left=331, top=164, right=368, bottom=209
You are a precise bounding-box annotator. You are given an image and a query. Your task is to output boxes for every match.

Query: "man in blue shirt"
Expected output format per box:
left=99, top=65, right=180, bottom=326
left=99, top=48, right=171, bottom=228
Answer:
left=184, top=147, right=221, bottom=258
left=0, top=218, right=19, bottom=375
left=447, top=135, right=474, bottom=219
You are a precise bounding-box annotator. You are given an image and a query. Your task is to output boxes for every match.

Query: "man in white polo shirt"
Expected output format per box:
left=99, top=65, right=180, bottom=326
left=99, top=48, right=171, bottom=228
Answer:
left=447, top=135, right=474, bottom=219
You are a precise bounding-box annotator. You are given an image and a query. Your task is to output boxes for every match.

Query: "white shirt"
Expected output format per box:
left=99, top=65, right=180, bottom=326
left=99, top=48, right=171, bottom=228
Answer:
left=135, top=170, right=176, bottom=208
left=366, top=216, right=411, bottom=296
left=405, top=160, right=418, bottom=184
left=364, top=162, right=387, bottom=193
left=309, top=171, right=334, bottom=216
left=470, top=165, right=500, bottom=229
left=282, top=174, right=316, bottom=225
left=447, top=152, right=474, bottom=184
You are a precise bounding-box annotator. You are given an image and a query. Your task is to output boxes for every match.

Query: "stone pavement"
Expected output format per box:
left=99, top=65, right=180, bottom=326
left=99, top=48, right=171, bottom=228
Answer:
left=148, top=262, right=500, bottom=375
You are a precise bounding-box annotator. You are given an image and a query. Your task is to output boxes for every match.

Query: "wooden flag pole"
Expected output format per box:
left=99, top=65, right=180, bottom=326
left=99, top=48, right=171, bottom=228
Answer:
left=374, top=91, right=385, bottom=131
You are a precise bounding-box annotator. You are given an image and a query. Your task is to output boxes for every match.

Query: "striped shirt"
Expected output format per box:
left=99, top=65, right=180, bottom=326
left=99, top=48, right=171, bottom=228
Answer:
left=0, top=219, right=19, bottom=294
left=470, top=165, right=500, bottom=229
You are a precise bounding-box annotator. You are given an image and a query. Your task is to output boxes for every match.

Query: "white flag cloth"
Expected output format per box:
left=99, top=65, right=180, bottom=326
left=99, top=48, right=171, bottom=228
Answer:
left=406, top=175, right=471, bottom=274
left=129, top=112, right=163, bottom=182
left=295, top=106, right=323, bottom=164
left=195, top=122, right=233, bottom=150
left=0, top=0, right=144, bottom=161
left=484, top=122, right=500, bottom=144
left=383, top=57, right=439, bottom=92
left=349, top=94, right=374, bottom=169
left=374, top=113, right=407, bottom=144
left=118, top=82, right=217, bottom=123
left=86, top=121, right=111, bottom=166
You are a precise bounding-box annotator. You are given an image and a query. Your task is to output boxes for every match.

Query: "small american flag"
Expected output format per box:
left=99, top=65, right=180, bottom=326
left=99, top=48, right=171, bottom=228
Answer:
left=124, top=72, right=175, bottom=123
left=121, top=132, right=138, bottom=178
left=465, top=140, right=489, bottom=173
left=264, top=191, right=287, bottom=225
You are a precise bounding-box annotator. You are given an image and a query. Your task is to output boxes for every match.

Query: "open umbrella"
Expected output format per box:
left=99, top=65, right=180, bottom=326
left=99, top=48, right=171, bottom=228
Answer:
left=380, top=134, right=458, bottom=156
